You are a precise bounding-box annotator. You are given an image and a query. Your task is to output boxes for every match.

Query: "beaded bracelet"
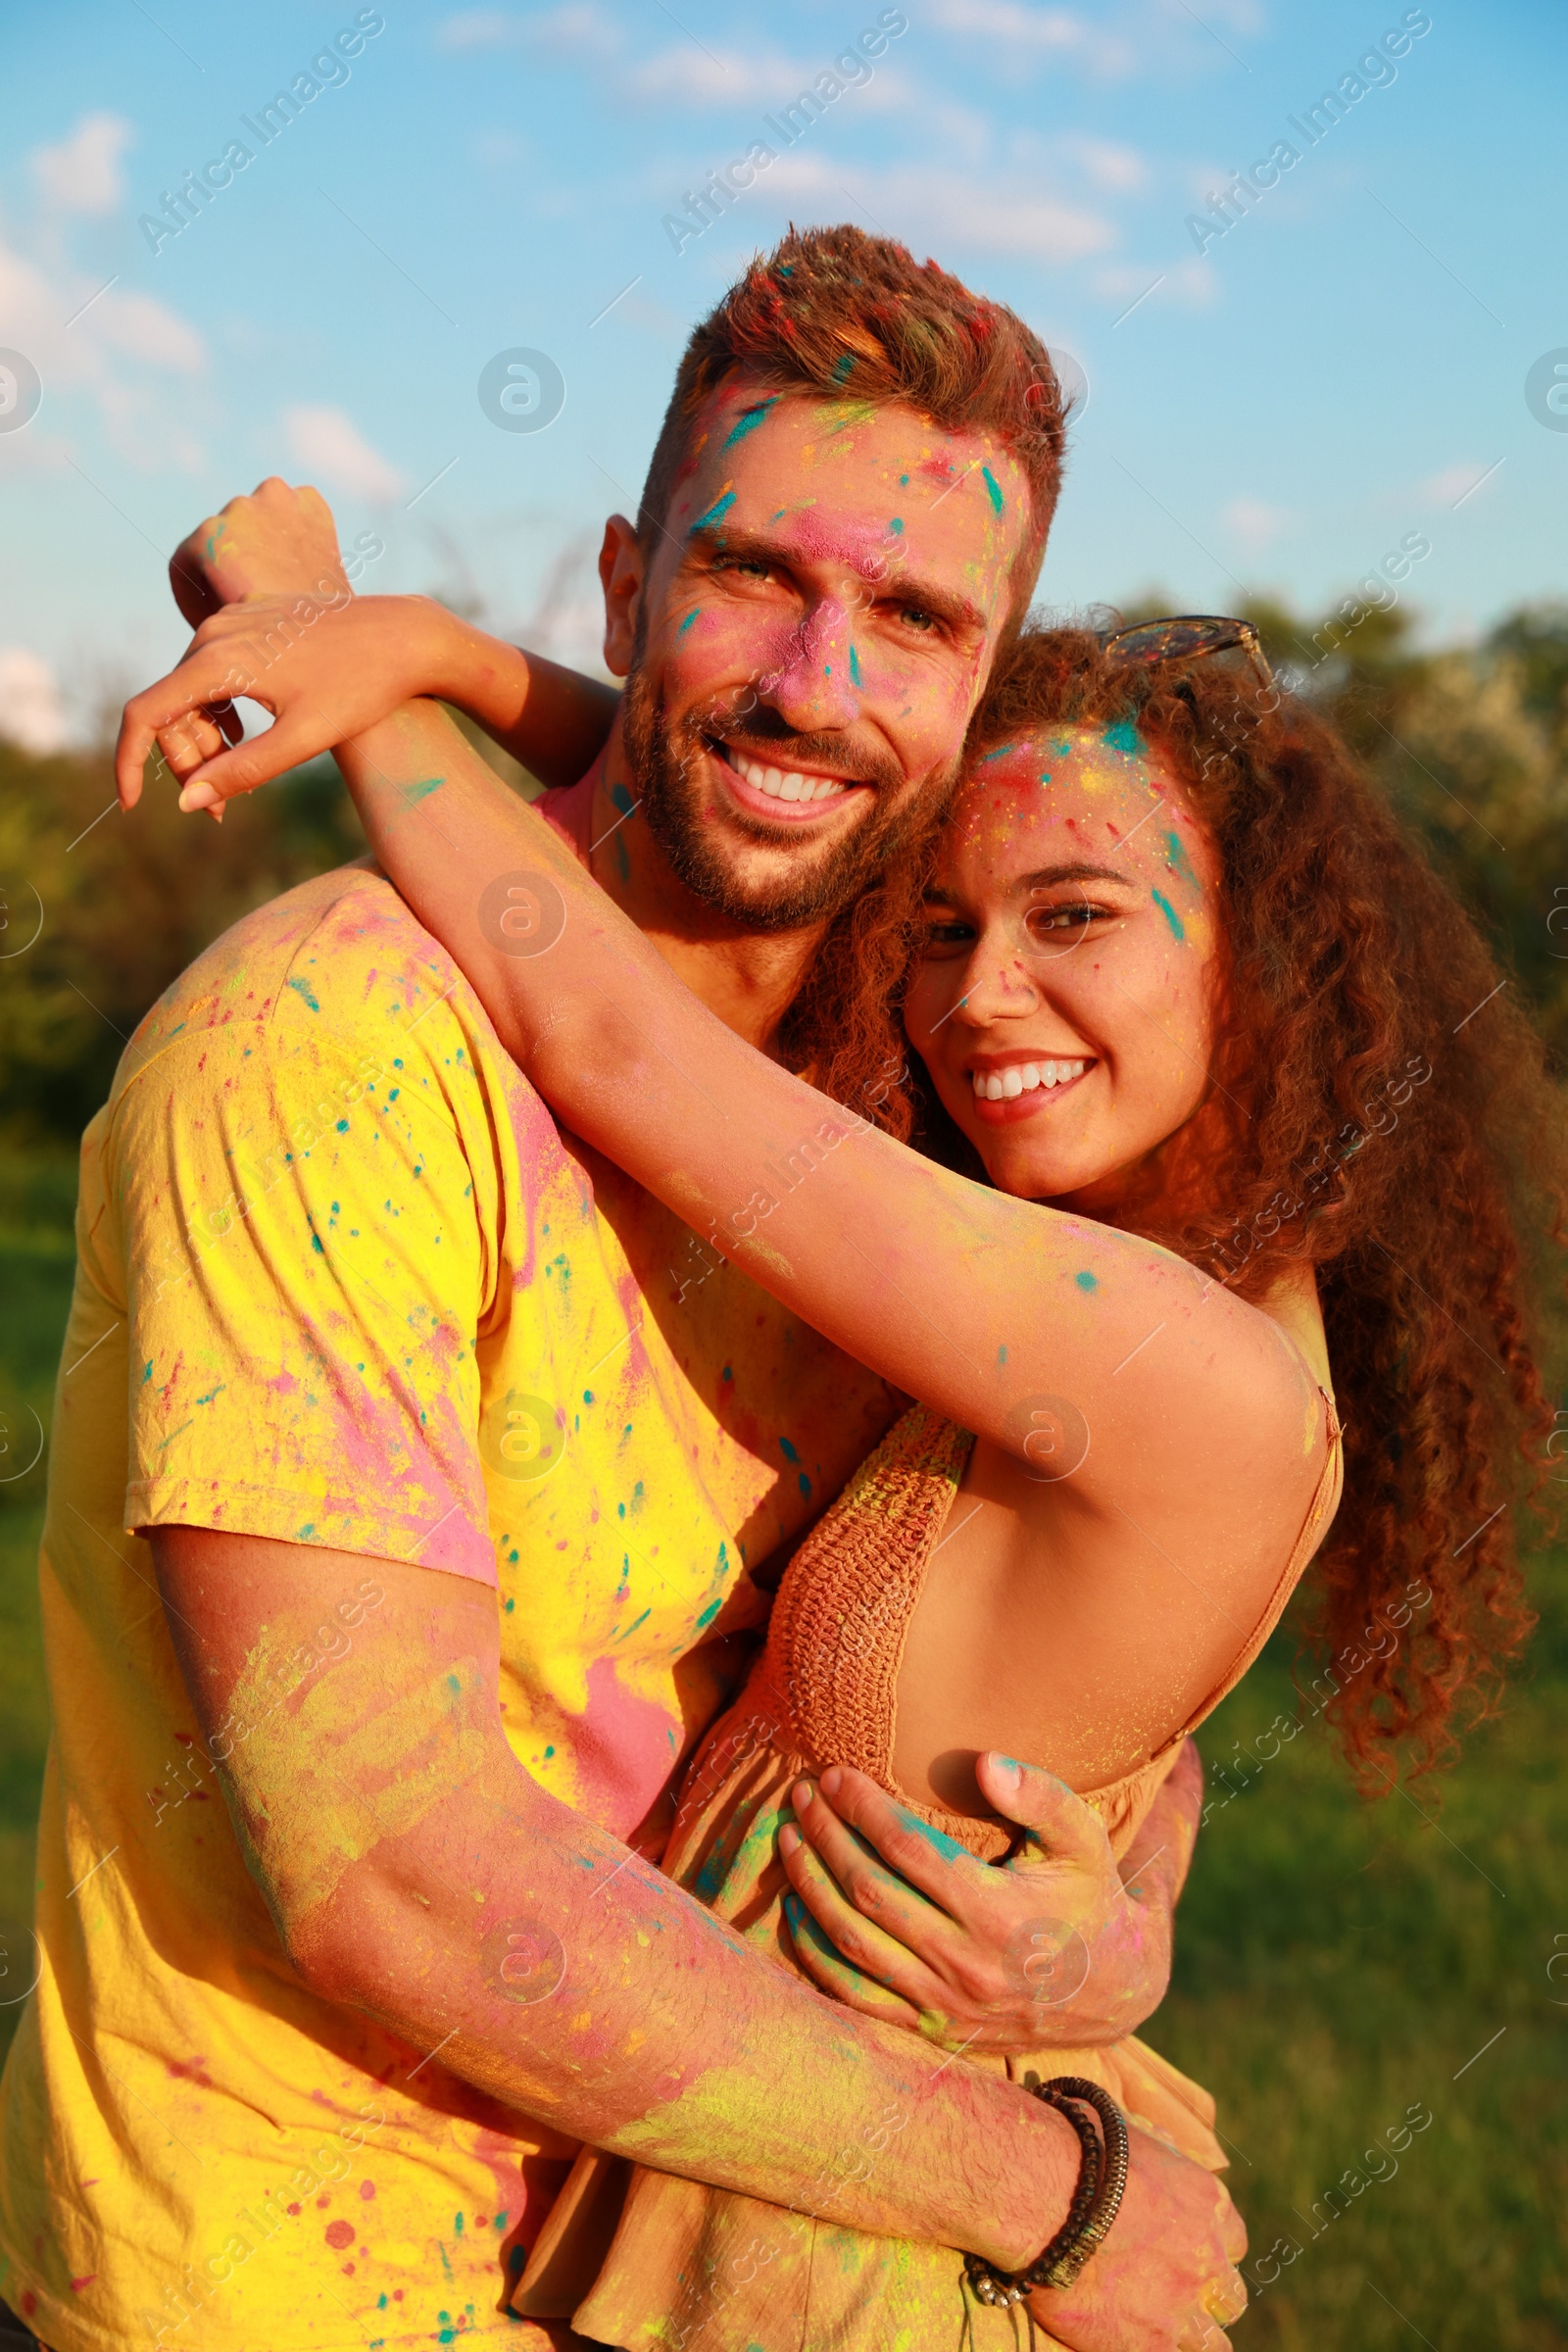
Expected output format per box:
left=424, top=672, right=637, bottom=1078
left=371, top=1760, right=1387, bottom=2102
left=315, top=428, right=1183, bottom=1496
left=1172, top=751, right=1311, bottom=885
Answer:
left=963, top=2076, right=1131, bottom=2310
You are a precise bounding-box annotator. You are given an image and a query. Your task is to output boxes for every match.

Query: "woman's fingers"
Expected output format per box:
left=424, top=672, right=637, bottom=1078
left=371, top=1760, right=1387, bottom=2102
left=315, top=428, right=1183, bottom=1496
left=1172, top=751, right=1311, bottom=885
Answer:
left=173, top=712, right=320, bottom=808
left=117, top=652, right=267, bottom=806
left=157, top=709, right=228, bottom=781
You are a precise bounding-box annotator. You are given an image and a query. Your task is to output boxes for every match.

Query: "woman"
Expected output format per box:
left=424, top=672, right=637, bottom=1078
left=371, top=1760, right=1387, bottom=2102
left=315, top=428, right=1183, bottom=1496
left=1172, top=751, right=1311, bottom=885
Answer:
left=156, top=616, right=1558, bottom=2345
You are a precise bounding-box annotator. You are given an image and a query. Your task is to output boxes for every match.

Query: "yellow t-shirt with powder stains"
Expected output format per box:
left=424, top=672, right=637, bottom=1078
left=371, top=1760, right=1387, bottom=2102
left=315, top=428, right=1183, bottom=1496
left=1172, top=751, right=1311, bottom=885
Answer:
left=0, top=864, right=895, bottom=2352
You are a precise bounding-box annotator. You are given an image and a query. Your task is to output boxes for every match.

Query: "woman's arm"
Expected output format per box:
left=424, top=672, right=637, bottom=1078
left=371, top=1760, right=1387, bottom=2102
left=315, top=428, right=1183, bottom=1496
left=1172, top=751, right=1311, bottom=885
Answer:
left=117, top=478, right=618, bottom=807
left=313, top=700, right=1323, bottom=1548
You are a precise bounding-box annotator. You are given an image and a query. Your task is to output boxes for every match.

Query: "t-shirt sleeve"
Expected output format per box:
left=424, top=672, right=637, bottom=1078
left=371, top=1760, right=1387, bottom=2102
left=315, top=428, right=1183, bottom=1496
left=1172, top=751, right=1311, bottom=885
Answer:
left=112, top=1004, right=498, bottom=1584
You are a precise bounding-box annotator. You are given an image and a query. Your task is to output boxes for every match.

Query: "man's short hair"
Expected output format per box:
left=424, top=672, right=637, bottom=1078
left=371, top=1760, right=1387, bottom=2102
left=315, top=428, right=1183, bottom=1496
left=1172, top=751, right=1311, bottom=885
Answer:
left=638, top=222, right=1066, bottom=618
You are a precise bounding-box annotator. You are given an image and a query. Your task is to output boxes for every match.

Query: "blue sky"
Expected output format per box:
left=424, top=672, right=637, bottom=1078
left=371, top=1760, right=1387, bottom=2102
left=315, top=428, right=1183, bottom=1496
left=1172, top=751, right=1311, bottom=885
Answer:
left=0, top=0, right=1562, bottom=751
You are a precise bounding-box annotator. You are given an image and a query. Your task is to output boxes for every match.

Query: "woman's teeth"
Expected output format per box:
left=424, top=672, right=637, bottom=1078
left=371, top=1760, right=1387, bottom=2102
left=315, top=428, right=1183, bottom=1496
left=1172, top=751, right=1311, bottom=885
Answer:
left=729, top=749, right=851, bottom=805
left=971, top=1059, right=1089, bottom=1102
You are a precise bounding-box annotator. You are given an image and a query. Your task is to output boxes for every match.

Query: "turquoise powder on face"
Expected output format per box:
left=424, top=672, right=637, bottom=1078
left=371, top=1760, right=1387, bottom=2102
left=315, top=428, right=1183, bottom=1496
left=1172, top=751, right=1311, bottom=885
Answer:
left=722, top=397, right=779, bottom=447
left=690, top=488, right=736, bottom=534
left=677, top=608, right=700, bottom=634
left=980, top=465, right=1004, bottom=514
left=1152, top=887, right=1186, bottom=941
left=849, top=644, right=863, bottom=685
left=1075, top=1269, right=1099, bottom=1292
left=1102, top=719, right=1142, bottom=757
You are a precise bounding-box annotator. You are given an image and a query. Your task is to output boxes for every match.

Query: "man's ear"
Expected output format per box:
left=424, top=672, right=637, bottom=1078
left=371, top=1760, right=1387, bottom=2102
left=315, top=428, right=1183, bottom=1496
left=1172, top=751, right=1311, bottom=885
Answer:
left=599, top=514, right=646, bottom=680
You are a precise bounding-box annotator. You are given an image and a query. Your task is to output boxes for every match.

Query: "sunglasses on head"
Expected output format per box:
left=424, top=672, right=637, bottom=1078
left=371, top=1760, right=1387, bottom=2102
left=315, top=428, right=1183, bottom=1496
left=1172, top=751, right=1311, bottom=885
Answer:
left=1100, top=613, right=1276, bottom=696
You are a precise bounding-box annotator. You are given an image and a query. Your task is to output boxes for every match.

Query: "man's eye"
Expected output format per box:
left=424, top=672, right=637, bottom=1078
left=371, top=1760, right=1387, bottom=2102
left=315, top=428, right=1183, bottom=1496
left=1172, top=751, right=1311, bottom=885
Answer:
left=716, top=557, right=773, bottom=582
left=896, top=605, right=939, bottom=633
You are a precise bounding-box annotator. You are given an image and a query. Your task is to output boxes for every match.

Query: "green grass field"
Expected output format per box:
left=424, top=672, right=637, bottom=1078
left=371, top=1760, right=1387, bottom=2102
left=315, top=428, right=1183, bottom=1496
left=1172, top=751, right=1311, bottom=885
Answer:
left=0, top=1162, right=1563, bottom=2347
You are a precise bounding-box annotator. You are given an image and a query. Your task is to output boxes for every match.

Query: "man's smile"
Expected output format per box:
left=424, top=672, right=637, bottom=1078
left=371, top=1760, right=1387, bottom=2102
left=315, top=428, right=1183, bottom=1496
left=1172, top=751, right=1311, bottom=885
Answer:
left=707, top=738, right=875, bottom=826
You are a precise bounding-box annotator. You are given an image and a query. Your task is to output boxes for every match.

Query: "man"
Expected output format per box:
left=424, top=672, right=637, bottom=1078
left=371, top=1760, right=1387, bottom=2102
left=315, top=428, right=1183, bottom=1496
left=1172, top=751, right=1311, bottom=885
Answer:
left=0, top=227, right=1242, bottom=2352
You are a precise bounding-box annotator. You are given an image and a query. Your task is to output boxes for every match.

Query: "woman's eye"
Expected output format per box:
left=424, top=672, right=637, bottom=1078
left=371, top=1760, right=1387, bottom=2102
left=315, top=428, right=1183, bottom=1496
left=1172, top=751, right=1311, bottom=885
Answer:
left=1026, top=902, right=1100, bottom=934
left=923, top=920, right=972, bottom=951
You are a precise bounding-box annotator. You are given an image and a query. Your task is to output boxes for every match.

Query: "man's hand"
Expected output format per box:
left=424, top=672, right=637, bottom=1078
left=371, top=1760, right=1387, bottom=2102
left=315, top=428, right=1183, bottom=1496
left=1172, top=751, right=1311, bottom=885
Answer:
left=1041, top=2119, right=1249, bottom=2352
left=777, top=1745, right=1201, bottom=2053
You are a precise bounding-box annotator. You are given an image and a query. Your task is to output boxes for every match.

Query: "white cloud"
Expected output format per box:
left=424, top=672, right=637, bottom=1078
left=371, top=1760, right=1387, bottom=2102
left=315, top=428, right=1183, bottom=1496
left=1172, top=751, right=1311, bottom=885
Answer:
left=1092, top=257, right=1216, bottom=310
left=925, top=0, right=1135, bottom=75
left=95, top=289, right=205, bottom=373
left=1222, top=497, right=1291, bottom=553
left=0, top=648, right=68, bottom=755
left=765, top=153, right=1115, bottom=264
left=1064, top=135, right=1147, bottom=192
left=0, top=230, right=207, bottom=470
left=30, top=113, right=134, bottom=215
left=1418, top=461, right=1498, bottom=510
left=436, top=4, right=615, bottom=55
left=284, top=405, right=406, bottom=502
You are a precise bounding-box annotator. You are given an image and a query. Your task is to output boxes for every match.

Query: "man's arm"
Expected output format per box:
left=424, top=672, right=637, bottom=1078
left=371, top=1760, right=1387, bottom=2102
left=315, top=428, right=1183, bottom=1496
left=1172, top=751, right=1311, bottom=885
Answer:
left=151, top=1525, right=1245, bottom=2349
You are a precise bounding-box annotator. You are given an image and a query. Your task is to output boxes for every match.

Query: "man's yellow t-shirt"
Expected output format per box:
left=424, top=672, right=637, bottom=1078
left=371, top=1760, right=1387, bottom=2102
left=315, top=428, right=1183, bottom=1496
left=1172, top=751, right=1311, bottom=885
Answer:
left=0, top=865, right=895, bottom=2351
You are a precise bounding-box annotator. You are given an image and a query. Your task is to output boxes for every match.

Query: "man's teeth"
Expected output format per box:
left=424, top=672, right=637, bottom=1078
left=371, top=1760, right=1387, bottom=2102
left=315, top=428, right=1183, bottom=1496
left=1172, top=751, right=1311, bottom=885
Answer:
left=729, top=749, right=851, bottom=805
left=971, top=1059, right=1089, bottom=1102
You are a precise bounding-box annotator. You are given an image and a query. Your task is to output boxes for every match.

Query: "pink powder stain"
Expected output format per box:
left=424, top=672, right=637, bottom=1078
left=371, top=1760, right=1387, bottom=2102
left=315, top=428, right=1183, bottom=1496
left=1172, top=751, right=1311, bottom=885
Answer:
left=286, top=2202, right=302, bottom=2217
left=324, top=2220, right=356, bottom=2251
left=537, top=1653, right=689, bottom=1843
left=359, top=2179, right=377, bottom=2201
left=70, top=2275, right=97, bottom=2292
left=316, top=2193, right=331, bottom=2209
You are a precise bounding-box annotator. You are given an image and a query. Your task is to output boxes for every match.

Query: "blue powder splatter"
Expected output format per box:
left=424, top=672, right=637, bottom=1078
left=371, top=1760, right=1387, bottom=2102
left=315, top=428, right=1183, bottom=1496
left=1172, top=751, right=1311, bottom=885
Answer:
left=690, top=488, right=736, bottom=533
left=722, top=397, right=779, bottom=447
left=889, top=516, right=904, bottom=533
left=832, top=352, right=856, bottom=381
left=906, top=1815, right=967, bottom=1864
left=981, top=465, right=1004, bottom=514
left=677, top=607, right=700, bottom=634
left=285, top=975, right=320, bottom=1010
left=1075, top=1269, right=1099, bottom=1293
left=849, top=644, right=862, bottom=686
left=1103, top=719, right=1142, bottom=757
left=778, top=1437, right=800, bottom=1463
left=1152, top=888, right=1186, bottom=942
left=1164, top=828, right=1198, bottom=887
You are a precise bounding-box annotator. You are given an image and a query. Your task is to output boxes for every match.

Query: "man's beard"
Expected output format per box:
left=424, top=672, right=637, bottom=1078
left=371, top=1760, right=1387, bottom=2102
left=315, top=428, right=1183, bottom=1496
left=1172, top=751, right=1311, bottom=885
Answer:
left=620, top=661, right=954, bottom=933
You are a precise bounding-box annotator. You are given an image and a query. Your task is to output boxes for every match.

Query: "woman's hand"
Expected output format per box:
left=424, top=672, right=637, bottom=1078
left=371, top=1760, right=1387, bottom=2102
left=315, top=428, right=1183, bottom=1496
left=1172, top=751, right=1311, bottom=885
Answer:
left=117, top=586, right=461, bottom=812
left=777, top=1747, right=1200, bottom=2054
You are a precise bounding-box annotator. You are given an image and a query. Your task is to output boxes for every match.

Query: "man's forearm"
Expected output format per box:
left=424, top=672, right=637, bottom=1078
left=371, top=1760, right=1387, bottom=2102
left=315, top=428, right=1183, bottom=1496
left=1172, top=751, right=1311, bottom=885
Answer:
left=316, top=1744, right=1077, bottom=2270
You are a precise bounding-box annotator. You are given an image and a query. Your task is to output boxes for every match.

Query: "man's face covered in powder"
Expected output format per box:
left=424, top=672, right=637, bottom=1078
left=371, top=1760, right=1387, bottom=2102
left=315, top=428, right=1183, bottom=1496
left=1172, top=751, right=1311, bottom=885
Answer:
left=612, top=377, right=1034, bottom=929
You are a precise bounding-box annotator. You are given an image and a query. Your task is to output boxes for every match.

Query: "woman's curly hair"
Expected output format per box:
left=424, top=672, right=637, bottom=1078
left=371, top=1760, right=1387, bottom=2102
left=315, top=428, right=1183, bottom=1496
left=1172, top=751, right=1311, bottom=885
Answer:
left=788, top=625, right=1565, bottom=1785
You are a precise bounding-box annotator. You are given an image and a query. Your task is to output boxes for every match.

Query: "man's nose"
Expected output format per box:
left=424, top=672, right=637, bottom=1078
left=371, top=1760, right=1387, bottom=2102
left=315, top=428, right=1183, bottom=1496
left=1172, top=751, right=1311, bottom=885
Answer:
left=759, top=597, right=858, bottom=734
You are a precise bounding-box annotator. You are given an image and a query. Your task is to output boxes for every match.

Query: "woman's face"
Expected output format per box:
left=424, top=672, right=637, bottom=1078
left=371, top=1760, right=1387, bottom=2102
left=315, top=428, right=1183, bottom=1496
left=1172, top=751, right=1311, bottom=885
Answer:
left=903, top=721, right=1225, bottom=1211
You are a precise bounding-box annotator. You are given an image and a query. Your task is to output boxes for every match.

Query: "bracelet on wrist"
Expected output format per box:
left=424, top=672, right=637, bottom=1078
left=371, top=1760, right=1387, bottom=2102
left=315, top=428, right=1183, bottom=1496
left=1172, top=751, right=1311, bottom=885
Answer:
left=963, top=2076, right=1130, bottom=2310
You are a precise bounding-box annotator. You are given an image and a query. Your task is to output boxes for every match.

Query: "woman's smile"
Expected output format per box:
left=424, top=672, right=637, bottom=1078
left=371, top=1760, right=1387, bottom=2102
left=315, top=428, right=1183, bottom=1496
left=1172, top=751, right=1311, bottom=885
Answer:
left=903, top=721, right=1223, bottom=1206
left=966, top=1053, right=1096, bottom=1120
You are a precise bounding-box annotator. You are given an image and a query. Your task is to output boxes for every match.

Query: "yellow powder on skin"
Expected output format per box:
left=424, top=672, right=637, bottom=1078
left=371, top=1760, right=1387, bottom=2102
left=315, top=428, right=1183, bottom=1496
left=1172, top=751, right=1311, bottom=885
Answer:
left=228, top=1629, right=489, bottom=1920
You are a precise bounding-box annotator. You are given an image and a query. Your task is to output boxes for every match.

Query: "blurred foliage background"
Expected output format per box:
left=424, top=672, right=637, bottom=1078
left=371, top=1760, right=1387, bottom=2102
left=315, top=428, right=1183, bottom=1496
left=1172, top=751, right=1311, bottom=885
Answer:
left=1, top=597, right=1566, bottom=2343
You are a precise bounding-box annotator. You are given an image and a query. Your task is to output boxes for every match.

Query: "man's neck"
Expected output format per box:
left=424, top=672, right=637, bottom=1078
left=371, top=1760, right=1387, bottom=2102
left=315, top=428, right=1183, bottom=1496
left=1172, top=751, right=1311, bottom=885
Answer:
left=536, top=716, right=829, bottom=1056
